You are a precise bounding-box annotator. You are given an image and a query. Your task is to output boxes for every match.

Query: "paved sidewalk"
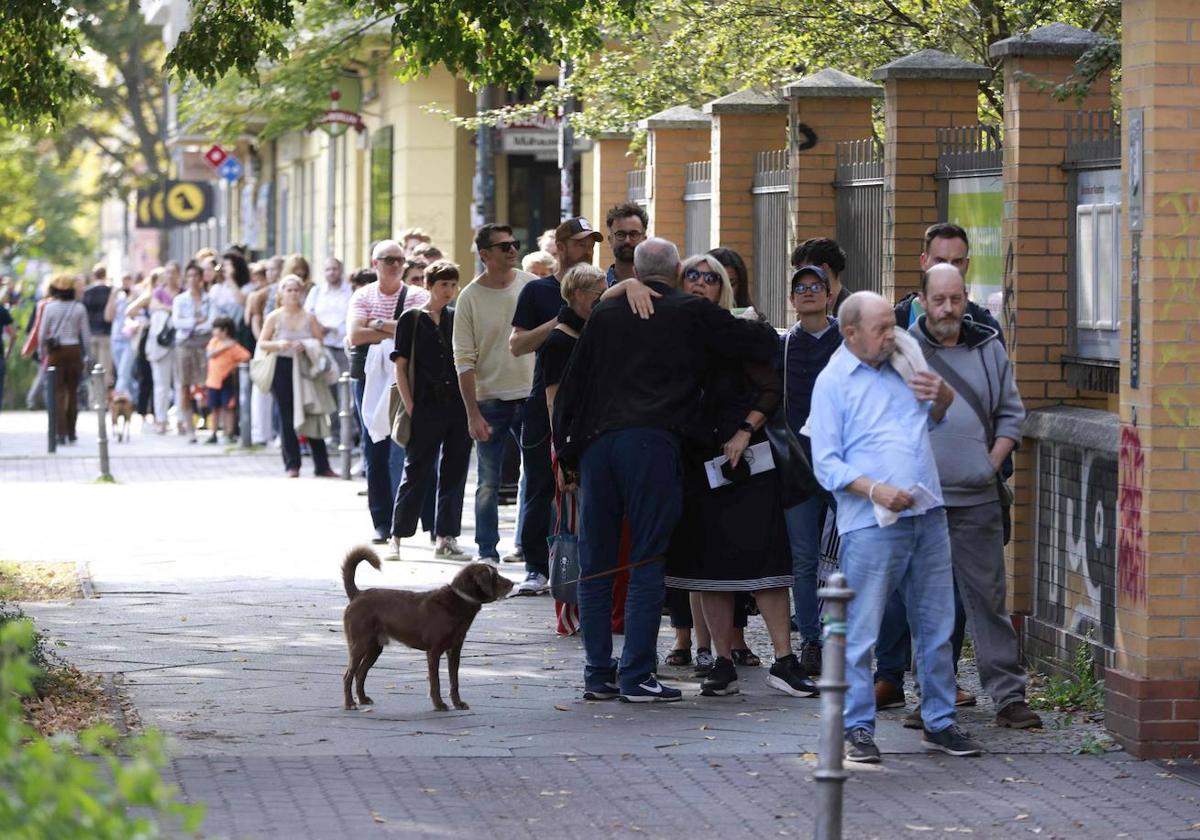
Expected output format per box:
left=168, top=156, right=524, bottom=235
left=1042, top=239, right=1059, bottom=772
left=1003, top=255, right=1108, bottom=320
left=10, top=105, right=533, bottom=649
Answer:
left=3, top=410, right=1198, bottom=838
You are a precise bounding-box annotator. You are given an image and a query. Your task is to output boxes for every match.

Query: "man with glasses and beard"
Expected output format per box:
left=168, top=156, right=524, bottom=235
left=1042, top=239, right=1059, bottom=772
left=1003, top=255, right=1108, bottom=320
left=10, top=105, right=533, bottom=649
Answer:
left=453, top=223, right=538, bottom=566
left=348, top=239, right=430, bottom=544
left=506, top=217, right=604, bottom=595
left=604, top=203, right=647, bottom=287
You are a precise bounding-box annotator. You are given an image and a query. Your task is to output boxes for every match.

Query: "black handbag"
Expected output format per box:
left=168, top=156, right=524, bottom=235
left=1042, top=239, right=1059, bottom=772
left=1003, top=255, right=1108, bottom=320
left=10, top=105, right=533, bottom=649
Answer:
left=156, top=315, right=175, bottom=348
left=548, top=494, right=580, bottom=604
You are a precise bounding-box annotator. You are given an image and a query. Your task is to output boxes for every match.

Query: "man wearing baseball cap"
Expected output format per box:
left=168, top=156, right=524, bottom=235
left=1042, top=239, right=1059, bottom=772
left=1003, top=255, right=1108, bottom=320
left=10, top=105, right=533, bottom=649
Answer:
left=506, top=216, right=603, bottom=595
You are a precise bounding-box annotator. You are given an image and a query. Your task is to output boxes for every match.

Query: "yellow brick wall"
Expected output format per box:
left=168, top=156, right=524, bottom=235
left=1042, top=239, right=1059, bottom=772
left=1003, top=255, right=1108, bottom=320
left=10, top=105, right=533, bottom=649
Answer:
left=648, top=127, right=710, bottom=250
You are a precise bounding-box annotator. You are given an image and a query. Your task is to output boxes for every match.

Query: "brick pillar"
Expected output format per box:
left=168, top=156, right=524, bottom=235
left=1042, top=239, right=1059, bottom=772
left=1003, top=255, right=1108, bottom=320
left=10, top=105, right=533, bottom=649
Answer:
left=706, top=89, right=788, bottom=295
left=873, top=50, right=989, bottom=303
left=640, top=106, right=710, bottom=248
left=587, top=133, right=632, bottom=267
left=781, top=69, right=881, bottom=253
left=990, top=25, right=1115, bottom=617
left=1104, top=0, right=1200, bottom=759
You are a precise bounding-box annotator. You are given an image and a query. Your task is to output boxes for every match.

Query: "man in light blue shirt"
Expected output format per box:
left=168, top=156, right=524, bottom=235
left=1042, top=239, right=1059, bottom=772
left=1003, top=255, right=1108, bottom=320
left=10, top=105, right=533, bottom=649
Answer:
left=809, top=291, right=983, bottom=763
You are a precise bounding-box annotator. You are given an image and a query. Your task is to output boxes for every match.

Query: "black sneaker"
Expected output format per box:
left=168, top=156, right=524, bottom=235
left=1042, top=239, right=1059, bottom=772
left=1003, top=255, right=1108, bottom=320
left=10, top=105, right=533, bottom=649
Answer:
left=798, top=640, right=822, bottom=677
left=922, top=725, right=983, bottom=757
left=693, top=647, right=714, bottom=677
left=844, top=727, right=881, bottom=763
left=766, top=654, right=820, bottom=698
left=619, top=675, right=682, bottom=703
left=699, top=656, right=739, bottom=696
left=584, top=661, right=620, bottom=701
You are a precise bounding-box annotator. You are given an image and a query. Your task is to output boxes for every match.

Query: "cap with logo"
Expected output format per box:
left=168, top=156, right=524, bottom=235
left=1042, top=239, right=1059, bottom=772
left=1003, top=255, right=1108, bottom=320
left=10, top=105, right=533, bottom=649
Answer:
left=790, top=264, right=829, bottom=293
left=555, top=217, right=603, bottom=243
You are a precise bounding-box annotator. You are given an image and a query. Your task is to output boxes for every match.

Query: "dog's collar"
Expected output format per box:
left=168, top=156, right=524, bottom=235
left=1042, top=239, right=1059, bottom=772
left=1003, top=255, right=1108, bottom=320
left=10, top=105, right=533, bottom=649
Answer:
left=450, top=585, right=480, bottom=606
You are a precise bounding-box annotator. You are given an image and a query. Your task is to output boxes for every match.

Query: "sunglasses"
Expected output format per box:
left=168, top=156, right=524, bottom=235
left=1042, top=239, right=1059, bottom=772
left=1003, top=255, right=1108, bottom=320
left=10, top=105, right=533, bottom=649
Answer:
left=792, top=282, right=828, bottom=294
left=684, top=268, right=722, bottom=286
left=376, top=255, right=404, bottom=266
left=483, top=239, right=521, bottom=252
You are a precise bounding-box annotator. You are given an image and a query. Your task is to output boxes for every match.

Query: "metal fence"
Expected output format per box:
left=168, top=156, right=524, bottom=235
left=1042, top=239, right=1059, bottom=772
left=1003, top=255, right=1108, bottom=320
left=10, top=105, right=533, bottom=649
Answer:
left=752, top=149, right=790, bottom=327
left=833, top=138, right=884, bottom=295
left=683, top=160, right=712, bottom=257
left=935, top=124, right=1003, bottom=218
left=626, top=169, right=646, bottom=206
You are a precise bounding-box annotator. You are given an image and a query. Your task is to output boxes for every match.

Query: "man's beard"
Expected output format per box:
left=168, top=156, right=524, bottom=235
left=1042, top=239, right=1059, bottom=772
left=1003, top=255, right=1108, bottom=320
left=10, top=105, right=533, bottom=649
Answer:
left=927, top=314, right=963, bottom=342
left=615, top=244, right=635, bottom=263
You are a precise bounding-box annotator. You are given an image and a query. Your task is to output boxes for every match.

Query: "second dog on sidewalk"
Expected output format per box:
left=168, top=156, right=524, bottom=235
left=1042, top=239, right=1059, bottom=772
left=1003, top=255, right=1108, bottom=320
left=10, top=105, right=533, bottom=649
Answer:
left=341, top=546, right=514, bottom=712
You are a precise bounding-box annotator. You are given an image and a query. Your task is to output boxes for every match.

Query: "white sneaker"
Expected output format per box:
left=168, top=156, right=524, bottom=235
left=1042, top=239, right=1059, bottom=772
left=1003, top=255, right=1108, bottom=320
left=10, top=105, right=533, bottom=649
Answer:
left=501, top=548, right=524, bottom=564
left=433, top=537, right=472, bottom=562
left=515, top=572, right=548, bottom=596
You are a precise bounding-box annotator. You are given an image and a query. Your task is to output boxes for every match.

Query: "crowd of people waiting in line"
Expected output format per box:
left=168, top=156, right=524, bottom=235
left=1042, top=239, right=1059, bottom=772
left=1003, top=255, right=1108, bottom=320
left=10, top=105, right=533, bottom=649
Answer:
left=3, top=203, right=1042, bottom=763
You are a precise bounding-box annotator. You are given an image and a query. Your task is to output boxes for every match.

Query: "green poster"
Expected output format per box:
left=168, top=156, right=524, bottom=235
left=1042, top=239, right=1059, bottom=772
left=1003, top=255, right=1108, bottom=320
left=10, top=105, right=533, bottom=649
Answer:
left=946, top=175, right=1003, bottom=319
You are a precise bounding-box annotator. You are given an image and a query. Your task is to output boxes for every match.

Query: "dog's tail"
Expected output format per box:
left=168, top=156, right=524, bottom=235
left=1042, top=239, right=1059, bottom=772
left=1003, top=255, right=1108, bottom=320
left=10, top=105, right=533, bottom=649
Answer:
left=342, top=546, right=382, bottom=601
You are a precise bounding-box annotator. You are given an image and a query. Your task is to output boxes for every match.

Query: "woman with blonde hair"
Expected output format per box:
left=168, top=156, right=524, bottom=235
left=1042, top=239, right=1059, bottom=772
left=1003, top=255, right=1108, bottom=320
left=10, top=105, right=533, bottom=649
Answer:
left=258, top=274, right=335, bottom=477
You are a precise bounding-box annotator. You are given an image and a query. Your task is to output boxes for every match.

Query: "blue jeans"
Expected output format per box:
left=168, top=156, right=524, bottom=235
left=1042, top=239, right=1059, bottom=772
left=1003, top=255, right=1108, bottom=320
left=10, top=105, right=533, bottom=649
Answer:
left=353, top=378, right=405, bottom=536
left=874, top=573, right=966, bottom=689
left=578, top=429, right=682, bottom=692
left=840, top=509, right=956, bottom=735
left=784, top=497, right=826, bottom=642
left=111, top=338, right=137, bottom=400
left=473, top=399, right=525, bottom=559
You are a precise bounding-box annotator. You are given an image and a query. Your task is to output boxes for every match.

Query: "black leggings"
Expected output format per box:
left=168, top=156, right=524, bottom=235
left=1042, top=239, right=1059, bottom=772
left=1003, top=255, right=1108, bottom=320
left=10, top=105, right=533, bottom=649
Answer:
left=271, top=356, right=330, bottom=474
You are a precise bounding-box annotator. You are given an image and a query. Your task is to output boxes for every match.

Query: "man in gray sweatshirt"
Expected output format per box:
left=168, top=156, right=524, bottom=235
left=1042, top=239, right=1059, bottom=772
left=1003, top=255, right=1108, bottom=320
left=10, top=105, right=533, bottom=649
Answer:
left=910, top=263, right=1040, bottom=729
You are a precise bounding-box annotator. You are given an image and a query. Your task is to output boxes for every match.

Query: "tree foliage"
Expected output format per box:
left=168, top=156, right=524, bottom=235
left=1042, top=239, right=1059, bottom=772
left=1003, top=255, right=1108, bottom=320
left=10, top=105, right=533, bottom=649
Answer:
left=167, top=0, right=639, bottom=90
left=0, top=0, right=88, bottom=128
left=0, top=130, right=93, bottom=267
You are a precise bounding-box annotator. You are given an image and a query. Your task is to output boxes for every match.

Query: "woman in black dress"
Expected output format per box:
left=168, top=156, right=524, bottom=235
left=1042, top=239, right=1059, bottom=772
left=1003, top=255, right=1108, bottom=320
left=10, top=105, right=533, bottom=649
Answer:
left=665, top=253, right=818, bottom=700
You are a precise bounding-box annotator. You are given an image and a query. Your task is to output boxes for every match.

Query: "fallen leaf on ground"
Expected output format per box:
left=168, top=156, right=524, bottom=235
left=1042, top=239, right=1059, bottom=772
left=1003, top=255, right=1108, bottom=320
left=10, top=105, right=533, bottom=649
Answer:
left=904, top=825, right=933, bottom=832
left=371, top=812, right=386, bottom=823
left=553, top=704, right=570, bottom=711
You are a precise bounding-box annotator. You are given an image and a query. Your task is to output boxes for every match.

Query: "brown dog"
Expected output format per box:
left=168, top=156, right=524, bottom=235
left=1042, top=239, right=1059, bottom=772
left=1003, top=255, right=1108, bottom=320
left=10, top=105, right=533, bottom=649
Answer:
left=341, top=546, right=514, bottom=712
left=109, top=392, right=134, bottom=442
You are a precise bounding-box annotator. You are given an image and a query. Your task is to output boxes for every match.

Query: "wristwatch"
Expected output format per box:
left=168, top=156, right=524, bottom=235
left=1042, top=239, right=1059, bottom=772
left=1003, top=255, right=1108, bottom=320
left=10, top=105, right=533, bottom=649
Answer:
left=373, top=318, right=384, bottom=331
left=737, top=420, right=754, bottom=435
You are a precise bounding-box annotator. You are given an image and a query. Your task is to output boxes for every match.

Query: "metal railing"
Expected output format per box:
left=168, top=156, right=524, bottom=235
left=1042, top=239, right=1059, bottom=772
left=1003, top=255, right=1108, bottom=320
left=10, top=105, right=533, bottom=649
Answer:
left=752, top=148, right=790, bottom=327
left=626, top=168, right=646, bottom=205
left=683, top=160, right=712, bottom=257
left=1065, top=110, right=1120, bottom=168
left=833, top=138, right=884, bottom=296
left=936, top=124, right=1003, bottom=178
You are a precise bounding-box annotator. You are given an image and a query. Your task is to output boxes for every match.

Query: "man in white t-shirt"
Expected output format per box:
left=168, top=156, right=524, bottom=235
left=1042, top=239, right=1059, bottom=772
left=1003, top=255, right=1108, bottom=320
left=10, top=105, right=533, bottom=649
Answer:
left=307, top=257, right=354, bottom=446
left=452, top=223, right=537, bottom=564
left=347, top=240, right=430, bottom=543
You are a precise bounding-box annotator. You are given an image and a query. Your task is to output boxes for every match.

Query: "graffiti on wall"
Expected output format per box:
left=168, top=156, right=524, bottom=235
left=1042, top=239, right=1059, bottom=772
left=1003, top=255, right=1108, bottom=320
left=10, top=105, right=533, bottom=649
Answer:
left=1117, top=425, right=1148, bottom=603
left=1035, top=441, right=1118, bottom=649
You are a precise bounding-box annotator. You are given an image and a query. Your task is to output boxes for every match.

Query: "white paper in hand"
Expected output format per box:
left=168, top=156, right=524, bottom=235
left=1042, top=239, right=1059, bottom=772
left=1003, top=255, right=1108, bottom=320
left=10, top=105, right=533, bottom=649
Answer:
left=873, top=482, right=940, bottom=528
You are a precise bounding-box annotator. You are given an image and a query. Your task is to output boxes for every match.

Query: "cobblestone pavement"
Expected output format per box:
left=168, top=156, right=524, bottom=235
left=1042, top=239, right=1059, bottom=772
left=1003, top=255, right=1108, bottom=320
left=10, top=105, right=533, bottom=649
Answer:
left=4, top=411, right=1199, bottom=839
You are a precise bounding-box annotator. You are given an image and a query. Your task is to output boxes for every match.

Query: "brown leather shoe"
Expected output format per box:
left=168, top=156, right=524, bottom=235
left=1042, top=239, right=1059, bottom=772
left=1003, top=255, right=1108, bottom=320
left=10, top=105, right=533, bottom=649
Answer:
left=995, top=701, right=1042, bottom=729
left=955, top=686, right=977, bottom=707
left=875, top=679, right=906, bottom=710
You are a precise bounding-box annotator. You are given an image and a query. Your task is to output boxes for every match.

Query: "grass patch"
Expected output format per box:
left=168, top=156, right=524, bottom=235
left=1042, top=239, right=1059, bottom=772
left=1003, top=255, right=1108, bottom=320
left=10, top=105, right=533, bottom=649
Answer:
left=0, top=560, right=82, bottom=601
left=1029, top=631, right=1104, bottom=713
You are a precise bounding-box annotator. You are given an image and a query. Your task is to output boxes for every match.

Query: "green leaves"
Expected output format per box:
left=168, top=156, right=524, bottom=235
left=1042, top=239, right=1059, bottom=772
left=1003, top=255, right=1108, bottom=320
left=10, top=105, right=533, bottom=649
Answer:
left=0, top=0, right=88, bottom=128
left=0, top=619, right=205, bottom=839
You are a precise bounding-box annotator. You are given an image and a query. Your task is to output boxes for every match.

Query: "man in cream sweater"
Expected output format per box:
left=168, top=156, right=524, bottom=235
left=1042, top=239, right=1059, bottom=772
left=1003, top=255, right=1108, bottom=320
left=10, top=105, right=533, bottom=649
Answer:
left=452, top=223, right=537, bottom=564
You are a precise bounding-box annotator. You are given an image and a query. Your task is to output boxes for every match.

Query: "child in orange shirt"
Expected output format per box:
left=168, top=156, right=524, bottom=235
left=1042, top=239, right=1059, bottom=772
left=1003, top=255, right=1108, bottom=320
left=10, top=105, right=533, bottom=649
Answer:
left=205, top=317, right=251, bottom=444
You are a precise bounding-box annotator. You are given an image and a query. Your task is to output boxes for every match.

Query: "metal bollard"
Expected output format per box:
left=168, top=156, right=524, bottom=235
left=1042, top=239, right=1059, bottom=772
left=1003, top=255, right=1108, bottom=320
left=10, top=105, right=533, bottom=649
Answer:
left=92, top=364, right=112, bottom=481
left=337, top=372, right=354, bottom=479
left=45, top=366, right=58, bottom=453
left=238, top=361, right=252, bottom=448
left=814, top=571, right=855, bottom=840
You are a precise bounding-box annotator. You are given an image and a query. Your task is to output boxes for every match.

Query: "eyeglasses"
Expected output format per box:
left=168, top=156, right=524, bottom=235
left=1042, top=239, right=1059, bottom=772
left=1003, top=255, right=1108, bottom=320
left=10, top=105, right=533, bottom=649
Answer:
left=792, top=283, right=827, bottom=295
left=483, top=239, right=521, bottom=252
left=683, top=268, right=722, bottom=286
left=376, top=255, right=404, bottom=266
left=611, top=230, right=644, bottom=243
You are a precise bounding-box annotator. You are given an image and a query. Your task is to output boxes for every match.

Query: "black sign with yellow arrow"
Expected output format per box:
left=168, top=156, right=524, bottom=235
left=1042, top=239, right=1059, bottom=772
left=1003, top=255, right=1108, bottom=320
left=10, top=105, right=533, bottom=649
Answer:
left=136, top=181, right=215, bottom=229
